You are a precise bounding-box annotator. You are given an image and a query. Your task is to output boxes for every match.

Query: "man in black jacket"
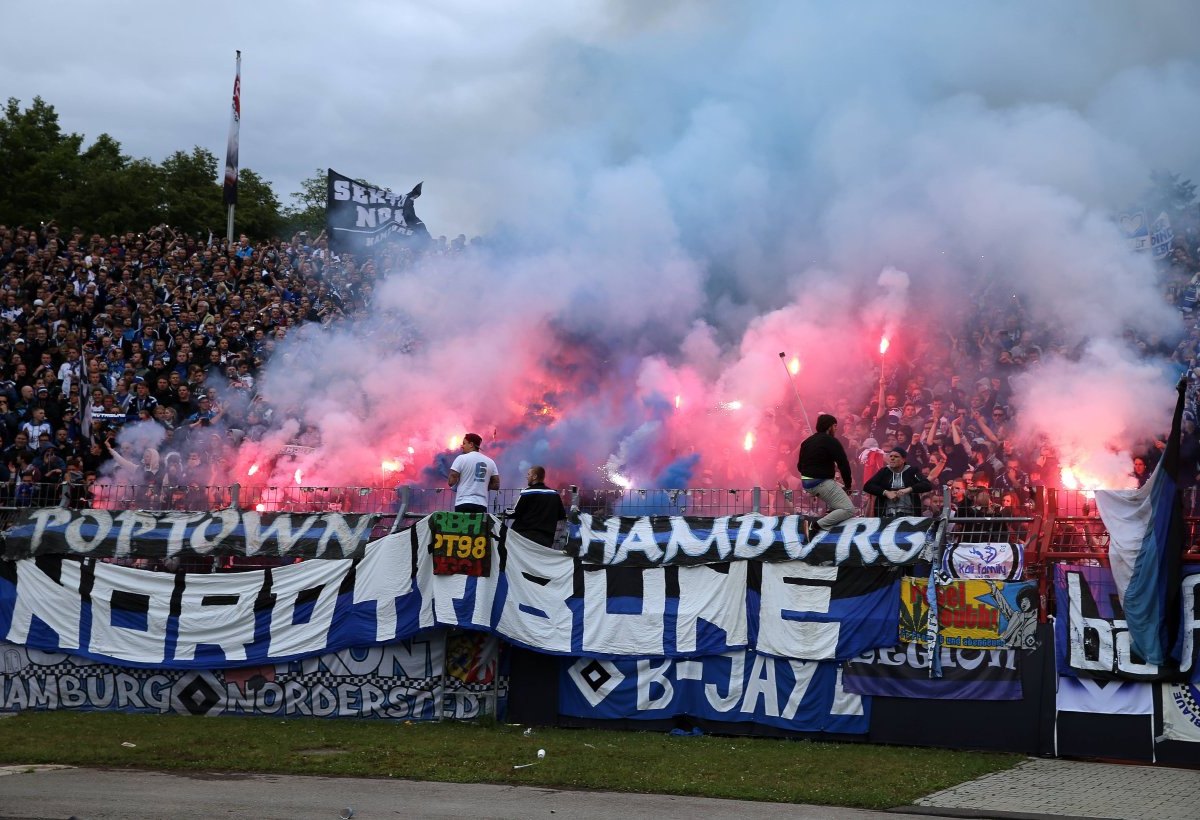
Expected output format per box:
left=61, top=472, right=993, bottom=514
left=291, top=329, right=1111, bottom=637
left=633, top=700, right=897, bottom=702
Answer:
left=797, top=413, right=856, bottom=535
left=863, top=447, right=933, bottom=518
left=510, top=465, right=567, bottom=547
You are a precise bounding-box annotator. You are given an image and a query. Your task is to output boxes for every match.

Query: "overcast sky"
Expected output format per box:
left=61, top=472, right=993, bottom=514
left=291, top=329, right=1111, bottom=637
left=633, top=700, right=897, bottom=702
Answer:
left=4, top=0, right=1199, bottom=241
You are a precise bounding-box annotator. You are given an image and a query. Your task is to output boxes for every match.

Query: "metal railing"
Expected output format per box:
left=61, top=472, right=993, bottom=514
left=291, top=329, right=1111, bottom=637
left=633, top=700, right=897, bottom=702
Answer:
left=0, top=481, right=907, bottom=519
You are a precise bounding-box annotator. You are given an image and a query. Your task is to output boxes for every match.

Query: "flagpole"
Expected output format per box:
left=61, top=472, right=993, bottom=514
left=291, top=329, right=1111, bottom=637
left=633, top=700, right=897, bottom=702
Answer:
left=223, top=50, right=242, bottom=246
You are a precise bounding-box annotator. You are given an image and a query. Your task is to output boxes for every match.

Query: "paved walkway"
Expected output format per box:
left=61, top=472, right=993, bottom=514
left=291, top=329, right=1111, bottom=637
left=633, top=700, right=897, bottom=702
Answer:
left=912, top=758, right=1200, bottom=820
left=1, top=758, right=1198, bottom=819
left=0, top=766, right=933, bottom=820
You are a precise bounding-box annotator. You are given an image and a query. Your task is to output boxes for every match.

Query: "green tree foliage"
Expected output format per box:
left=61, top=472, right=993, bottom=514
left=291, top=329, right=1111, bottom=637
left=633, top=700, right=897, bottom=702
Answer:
left=159, top=147, right=225, bottom=234
left=0, top=96, right=289, bottom=239
left=282, top=169, right=386, bottom=238
left=235, top=169, right=284, bottom=239
left=63, top=134, right=165, bottom=235
left=1145, top=169, right=1198, bottom=217
left=0, top=96, right=84, bottom=225
left=281, top=168, right=330, bottom=236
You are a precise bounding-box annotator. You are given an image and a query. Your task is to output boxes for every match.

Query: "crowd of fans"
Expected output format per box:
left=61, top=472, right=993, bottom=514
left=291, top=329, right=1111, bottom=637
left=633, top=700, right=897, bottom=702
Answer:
left=1, top=209, right=1199, bottom=521
left=0, top=219, right=473, bottom=511
left=793, top=214, right=1200, bottom=520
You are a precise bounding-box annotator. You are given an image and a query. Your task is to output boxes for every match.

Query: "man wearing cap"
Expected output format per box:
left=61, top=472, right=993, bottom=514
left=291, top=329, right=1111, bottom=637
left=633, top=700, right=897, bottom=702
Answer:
left=797, top=414, right=856, bottom=536
left=863, top=447, right=933, bottom=518
left=448, top=433, right=500, bottom=513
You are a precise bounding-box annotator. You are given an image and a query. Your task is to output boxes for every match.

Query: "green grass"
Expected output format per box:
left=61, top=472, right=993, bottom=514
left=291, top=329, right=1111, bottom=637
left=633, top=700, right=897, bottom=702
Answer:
left=0, top=712, right=1020, bottom=808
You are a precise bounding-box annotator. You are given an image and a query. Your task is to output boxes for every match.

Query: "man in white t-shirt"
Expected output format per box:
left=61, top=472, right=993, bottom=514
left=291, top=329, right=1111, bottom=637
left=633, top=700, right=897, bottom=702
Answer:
left=448, top=432, right=499, bottom=512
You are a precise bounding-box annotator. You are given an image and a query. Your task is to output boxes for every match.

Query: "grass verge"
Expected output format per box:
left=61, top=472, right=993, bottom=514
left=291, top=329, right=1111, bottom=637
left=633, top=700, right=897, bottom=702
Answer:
left=0, top=712, right=1019, bottom=808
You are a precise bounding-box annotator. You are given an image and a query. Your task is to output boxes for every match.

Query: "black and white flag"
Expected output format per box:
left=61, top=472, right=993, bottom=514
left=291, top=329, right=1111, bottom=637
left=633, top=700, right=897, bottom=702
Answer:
left=326, top=169, right=430, bottom=253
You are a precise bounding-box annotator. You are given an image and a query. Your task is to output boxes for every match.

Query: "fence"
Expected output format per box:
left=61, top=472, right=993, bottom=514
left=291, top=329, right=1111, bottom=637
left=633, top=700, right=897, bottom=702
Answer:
left=6, top=482, right=851, bottom=517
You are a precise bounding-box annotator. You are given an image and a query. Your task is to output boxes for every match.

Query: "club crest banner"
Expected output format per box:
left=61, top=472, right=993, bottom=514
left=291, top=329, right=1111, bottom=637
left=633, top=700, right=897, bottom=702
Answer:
left=560, top=651, right=869, bottom=734
left=1055, top=675, right=1152, bottom=715
left=899, top=578, right=1038, bottom=650
left=941, top=541, right=1024, bottom=580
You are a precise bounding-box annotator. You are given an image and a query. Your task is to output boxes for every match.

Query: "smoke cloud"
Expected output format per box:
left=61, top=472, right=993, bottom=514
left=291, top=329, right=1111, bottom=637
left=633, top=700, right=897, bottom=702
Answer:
left=202, top=1, right=1200, bottom=493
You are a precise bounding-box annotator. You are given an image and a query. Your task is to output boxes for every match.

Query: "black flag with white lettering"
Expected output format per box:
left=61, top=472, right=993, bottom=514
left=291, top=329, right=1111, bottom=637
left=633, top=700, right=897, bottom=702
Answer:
left=326, top=169, right=431, bottom=254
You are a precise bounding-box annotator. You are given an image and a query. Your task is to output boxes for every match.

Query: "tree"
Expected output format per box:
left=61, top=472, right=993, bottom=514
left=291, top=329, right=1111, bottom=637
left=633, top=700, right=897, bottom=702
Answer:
left=281, top=168, right=328, bottom=236
left=61, top=134, right=165, bottom=234
left=159, top=147, right=225, bottom=235
left=233, top=169, right=284, bottom=239
left=0, top=96, right=84, bottom=225
left=1145, top=170, right=1197, bottom=217
left=0, top=95, right=314, bottom=242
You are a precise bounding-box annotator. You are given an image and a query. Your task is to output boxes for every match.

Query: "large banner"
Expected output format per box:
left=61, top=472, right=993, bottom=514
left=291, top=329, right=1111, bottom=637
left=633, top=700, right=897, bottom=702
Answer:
left=0, top=520, right=903, bottom=669
left=1054, top=564, right=1200, bottom=681
left=0, top=633, right=496, bottom=720
left=567, top=514, right=937, bottom=567
left=843, top=645, right=1022, bottom=700
left=3, top=508, right=380, bottom=561
left=326, top=169, right=430, bottom=253
left=899, top=578, right=1039, bottom=651
left=560, top=651, right=869, bottom=734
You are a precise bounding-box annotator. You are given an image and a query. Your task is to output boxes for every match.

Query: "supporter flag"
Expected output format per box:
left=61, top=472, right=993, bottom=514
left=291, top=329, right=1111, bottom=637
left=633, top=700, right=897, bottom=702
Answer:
left=326, top=169, right=431, bottom=254
left=752, top=564, right=901, bottom=661
left=222, top=50, right=241, bottom=207
left=1160, top=682, right=1200, bottom=742
left=1095, top=377, right=1187, bottom=666
left=79, top=349, right=92, bottom=440
left=1151, top=212, right=1175, bottom=260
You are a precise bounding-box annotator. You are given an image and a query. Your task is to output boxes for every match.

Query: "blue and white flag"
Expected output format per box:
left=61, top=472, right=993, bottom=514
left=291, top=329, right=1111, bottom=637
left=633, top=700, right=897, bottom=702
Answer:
left=1095, top=378, right=1186, bottom=666
left=1119, top=210, right=1151, bottom=251
left=1151, top=211, right=1174, bottom=259
left=561, top=651, right=869, bottom=734
left=751, top=565, right=901, bottom=661
left=1056, top=675, right=1152, bottom=715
